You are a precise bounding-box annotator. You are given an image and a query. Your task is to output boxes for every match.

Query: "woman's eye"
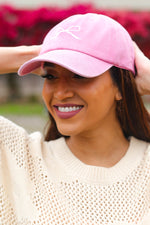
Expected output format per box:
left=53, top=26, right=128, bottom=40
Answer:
left=73, top=74, right=85, bottom=79
left=41, top=74, right=56, bottom=80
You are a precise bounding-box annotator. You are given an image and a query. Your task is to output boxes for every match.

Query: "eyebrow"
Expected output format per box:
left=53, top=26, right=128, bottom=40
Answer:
left=43, top=62, right=55, bottom=68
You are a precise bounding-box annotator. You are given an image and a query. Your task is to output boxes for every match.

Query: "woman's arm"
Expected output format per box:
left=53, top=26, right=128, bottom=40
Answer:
left=1, top=44, right=150, bottom=95
left=0, top=45, right=41, bottom=74
left=134, top=42, right=150, bottom=95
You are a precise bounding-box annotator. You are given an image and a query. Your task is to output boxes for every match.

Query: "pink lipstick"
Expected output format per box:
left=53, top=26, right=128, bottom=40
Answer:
left=53, top=104, right=83, bottom=119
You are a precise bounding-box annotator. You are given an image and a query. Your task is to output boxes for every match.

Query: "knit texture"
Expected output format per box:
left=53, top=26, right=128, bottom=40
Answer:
left=0, top=116, right=150, bottom=225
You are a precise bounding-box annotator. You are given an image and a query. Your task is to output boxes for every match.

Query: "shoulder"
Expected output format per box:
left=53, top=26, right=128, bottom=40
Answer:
left=131, top=136, right=150, bottom=160
left=130, top=137, right=150, bottom=183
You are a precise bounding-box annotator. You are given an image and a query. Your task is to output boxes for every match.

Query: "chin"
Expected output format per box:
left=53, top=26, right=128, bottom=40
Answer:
left=57, top=125, right=79, bottom=137
left=58, top=129, right=75, bottom=137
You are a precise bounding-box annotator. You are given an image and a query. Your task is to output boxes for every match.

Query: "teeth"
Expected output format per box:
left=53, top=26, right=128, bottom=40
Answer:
left=58, top=106, right=82, bottom=112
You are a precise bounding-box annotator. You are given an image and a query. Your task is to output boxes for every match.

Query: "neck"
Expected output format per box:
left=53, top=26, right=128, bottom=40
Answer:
left=66, top=122, right=129, bottom=168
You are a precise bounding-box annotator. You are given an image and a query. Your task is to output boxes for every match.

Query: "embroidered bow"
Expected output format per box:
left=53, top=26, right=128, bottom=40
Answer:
left=50, top=26, right=80, bottom=40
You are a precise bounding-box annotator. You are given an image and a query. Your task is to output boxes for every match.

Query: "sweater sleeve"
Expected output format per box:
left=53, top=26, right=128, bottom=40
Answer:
left=0, top=115, right=44, bottom=170
left=0, top=116, right=30, bottom=168
left=0, top=116, right=31, bottom=222
left=0, top=116, right=44, bottom=223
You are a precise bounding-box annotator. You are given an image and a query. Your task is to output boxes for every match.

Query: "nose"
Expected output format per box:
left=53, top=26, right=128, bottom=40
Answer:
left=53, top=78, right=74, bottom=100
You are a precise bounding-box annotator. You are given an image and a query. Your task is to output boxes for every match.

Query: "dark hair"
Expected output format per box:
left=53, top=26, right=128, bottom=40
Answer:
left=44, top=67, right=150, bottom=142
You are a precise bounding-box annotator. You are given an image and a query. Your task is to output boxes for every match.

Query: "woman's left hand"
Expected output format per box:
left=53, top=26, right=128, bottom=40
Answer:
left=134, top=42, right=150, bottom=95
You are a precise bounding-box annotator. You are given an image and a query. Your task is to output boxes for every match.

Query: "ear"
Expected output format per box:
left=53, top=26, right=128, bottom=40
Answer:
left=115, top=89, right=122, bottom=101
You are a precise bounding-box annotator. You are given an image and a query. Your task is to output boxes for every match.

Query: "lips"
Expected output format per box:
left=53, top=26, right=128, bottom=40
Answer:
left=53, top=104, right=83, bottom=119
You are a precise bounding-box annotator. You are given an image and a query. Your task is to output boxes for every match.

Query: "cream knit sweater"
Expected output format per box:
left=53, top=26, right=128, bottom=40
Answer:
left=0, top=116, right=150, bottom=225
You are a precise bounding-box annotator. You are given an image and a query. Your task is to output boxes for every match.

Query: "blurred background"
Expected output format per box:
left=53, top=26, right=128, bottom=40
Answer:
left=1, top=0, right=150, bottom=10
left=0, top=0, right=150, bottom=133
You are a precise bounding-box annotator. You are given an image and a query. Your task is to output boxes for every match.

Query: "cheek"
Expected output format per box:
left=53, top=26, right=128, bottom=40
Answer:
left=88, top=84, right=116, bottom=114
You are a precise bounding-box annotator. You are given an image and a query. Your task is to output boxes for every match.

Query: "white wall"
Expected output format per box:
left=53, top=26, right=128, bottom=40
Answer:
left=0, top=0, right=150, bottom=10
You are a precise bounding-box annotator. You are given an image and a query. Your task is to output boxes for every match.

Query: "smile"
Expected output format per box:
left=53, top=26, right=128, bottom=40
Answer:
left=58, top=106, right=82, bottom=112
left=53, top=104, right=83, bottom=119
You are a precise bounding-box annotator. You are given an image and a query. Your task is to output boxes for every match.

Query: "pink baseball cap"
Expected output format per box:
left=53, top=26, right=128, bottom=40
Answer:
left=18, top=13, right=135, bottom=77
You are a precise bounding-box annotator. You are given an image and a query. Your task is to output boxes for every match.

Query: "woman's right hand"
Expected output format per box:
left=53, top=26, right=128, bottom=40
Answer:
left=0, top=45, right=42, bottom=75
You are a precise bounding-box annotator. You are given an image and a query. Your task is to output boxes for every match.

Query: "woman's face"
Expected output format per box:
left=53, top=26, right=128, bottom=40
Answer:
left=42, top=63, right=121, bottom=137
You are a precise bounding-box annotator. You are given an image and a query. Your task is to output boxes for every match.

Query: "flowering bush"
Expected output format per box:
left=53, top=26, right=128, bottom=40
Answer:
left=0, top=4, right=150, bottom=57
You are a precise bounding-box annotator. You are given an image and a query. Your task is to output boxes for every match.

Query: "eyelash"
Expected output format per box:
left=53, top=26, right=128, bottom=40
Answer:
left=73, top=74, right=85, bottom=79
left=41, top=74, right=56, bottom=80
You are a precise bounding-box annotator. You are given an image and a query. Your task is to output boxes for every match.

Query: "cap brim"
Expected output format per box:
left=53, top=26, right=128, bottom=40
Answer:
left=18, top=50, right=113, bottom=77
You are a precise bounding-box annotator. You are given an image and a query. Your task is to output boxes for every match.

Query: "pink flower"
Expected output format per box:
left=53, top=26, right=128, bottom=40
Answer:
left=0, top=4, right=149, bottom=57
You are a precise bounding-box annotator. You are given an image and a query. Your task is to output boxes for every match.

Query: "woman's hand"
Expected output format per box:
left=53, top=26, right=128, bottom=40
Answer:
left=0, top=45, right=42, bottom=75
left=134, top=42, right=150, bottom=95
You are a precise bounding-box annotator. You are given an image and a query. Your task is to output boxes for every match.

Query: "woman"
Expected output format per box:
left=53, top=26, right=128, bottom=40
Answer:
left=0, top=13, right=150, bottom=224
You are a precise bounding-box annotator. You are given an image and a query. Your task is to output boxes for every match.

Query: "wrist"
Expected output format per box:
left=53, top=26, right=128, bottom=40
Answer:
left=0, top=45, right=41, bottom=74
